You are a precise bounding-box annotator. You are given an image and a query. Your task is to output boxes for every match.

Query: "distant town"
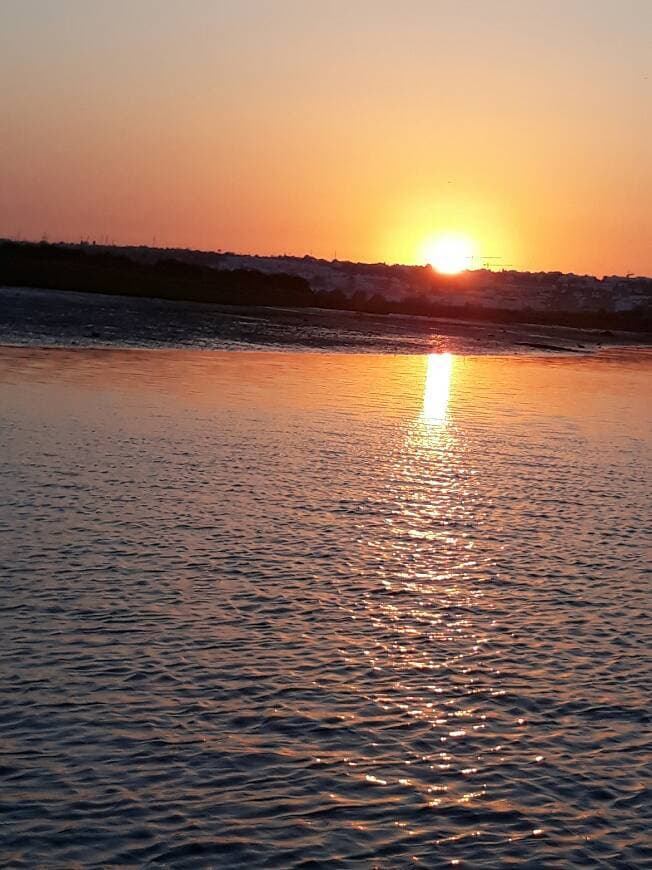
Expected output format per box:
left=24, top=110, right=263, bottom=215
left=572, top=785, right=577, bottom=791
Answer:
left=2, top=239, right=651, bottom=332
left=176, top=247, right=652, bottom=317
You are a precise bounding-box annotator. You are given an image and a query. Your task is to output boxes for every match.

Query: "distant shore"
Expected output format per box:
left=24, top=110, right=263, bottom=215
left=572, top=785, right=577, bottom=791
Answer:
left=1, top=239, right=651, bottom=337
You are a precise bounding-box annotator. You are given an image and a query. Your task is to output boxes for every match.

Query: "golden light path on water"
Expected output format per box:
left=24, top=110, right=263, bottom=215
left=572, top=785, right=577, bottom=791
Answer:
left=359, top=349, right=497, bottom=825
left=422, top=352, right=453, bottom=424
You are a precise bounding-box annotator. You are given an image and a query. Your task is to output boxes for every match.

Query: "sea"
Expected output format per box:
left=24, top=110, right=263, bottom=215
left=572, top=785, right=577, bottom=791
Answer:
left=1, top=287, right=650, bottom=867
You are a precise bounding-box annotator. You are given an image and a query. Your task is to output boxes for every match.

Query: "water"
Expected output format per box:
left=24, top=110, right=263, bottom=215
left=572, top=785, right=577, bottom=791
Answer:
left=0, top=285, right=626, bottom=355
left=1, top=345, right=650, bottom=868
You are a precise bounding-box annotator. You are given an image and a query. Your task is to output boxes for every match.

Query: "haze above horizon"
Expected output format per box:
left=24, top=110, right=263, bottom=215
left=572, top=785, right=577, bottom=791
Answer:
left=1, top=0, right=650, bottom=277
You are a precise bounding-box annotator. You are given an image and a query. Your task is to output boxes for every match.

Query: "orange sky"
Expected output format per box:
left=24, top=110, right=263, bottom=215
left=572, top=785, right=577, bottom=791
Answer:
left=1, top=0, right=650, bottom=276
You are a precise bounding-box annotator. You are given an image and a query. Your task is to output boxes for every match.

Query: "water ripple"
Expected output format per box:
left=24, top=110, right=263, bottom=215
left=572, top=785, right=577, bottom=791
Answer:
left=0, top=347, right=650, bottom=867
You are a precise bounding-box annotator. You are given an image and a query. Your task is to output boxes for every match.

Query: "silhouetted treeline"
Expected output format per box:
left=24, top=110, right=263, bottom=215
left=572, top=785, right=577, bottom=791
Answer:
left=1, top=240, right=650, bottom=332
left=0, top=241, right=313, bottom=307
left=311, top=288, right=652, bottom=332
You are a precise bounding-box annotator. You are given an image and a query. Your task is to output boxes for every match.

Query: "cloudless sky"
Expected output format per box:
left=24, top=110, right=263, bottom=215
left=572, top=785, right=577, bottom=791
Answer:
left=1, top=0, right=650, bottom=275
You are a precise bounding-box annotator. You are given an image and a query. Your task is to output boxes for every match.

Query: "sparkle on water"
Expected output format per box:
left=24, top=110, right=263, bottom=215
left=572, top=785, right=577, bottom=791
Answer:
left=422, top=352, right=453, bottom=423
left=0, top=345, right=650, bottom=868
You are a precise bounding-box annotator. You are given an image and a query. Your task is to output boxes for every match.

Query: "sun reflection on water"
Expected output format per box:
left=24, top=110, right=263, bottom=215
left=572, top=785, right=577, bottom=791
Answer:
left=422, top=352, right=453, bottom=424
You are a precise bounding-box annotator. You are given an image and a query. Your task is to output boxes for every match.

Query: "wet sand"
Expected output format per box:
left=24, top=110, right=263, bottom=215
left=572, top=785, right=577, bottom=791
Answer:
left=1, top=285, right=649, bottom=355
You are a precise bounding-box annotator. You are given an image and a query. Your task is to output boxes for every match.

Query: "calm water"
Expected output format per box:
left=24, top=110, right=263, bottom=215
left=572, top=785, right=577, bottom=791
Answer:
left=1, top=346, right=651, bottom=868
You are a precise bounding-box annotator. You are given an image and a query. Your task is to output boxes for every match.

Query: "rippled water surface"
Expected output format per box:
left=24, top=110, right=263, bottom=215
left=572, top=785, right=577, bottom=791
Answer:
left=1, top=347, right=651, bottom=868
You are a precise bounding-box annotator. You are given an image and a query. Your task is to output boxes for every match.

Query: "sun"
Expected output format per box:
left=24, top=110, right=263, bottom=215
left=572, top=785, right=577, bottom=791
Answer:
left=422, top=235, right=474, bottom=274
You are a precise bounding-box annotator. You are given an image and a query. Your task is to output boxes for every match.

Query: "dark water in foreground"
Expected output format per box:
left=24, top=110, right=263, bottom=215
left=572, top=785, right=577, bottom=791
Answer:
left=1, top=346, right=651, bottom=868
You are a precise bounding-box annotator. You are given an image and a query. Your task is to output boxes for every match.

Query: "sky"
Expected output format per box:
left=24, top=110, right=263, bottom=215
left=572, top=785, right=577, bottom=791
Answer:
left=1, top=0, right=650, bottom=276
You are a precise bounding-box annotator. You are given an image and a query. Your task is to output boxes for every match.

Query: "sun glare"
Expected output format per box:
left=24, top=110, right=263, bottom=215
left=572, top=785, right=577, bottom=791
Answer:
left=423, top=235, right=474, bottom=274
left=422, top=352, right=453, bottom=424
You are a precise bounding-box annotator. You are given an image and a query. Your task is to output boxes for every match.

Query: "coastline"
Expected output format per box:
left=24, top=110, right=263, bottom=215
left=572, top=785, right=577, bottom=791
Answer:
left=2, top=240, right=651, bottom=337
left=2, top=284, right=651, bottom=357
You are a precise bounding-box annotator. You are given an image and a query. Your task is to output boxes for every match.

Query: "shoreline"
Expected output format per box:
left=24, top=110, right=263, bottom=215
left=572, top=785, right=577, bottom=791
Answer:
left=2, top=284, right=652, bottom=357
left=0, top=287, right=652, bottom=357
left=2, top=240, right=651, bottom=337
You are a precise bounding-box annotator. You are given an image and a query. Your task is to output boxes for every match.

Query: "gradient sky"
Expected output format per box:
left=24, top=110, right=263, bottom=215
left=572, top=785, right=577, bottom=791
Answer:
left=1, top=0, right=650, bottom=275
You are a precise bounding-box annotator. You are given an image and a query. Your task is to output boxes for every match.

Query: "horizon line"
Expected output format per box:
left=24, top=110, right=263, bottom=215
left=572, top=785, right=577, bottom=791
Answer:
left=2, top=235, right=650, bottom=283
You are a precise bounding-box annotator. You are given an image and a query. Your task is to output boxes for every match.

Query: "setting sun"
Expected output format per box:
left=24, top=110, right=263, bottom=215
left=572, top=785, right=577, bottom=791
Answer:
left=423, top=236, right=475, bottom=274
